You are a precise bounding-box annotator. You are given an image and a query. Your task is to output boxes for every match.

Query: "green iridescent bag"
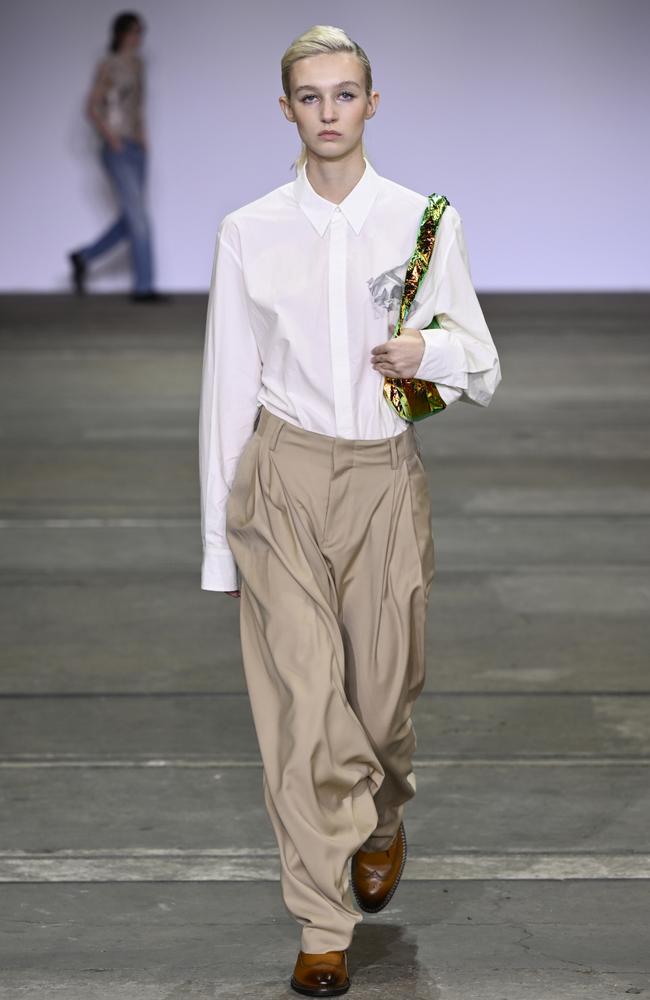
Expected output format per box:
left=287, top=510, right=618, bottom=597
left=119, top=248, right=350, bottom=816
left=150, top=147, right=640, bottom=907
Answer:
left=383, top=193, right=450, bottom=422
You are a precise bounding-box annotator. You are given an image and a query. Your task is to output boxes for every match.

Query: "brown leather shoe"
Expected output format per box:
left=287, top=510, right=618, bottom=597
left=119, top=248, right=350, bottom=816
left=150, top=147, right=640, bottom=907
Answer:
left=290, top=949, right=350, bottom=996
left=350, top=820, right=407, bottom=913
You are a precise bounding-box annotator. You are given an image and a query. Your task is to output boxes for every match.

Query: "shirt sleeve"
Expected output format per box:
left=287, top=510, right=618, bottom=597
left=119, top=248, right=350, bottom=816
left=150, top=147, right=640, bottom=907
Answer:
left=407, top=206, right=502, bottom=407
left=198, top=216, right=262, bottom=592
left=93, top=56, right=111, bottom=86
left=87, top=57, right=112, bottom=114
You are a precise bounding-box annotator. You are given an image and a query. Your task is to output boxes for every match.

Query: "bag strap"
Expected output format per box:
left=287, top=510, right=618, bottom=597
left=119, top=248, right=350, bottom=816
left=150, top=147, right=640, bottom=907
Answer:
left=393, top=193, right=450, bottom=337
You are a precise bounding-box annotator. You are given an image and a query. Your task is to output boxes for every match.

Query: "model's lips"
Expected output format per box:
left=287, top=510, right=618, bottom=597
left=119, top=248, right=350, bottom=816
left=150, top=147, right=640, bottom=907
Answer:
left=319, top=131, right=341, bottom=137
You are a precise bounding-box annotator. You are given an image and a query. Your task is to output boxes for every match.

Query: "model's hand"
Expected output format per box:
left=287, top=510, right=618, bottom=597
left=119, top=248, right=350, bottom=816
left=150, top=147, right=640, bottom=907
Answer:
left=225, top=590, right=241, bottom=599
left=371, top=327, right=425, bottom=379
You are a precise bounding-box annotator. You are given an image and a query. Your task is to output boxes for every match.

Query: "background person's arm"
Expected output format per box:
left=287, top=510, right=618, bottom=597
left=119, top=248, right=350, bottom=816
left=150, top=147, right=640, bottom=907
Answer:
left=135, top=55, right=147, bottom=148
left=85, top=58, right=122, bottom=151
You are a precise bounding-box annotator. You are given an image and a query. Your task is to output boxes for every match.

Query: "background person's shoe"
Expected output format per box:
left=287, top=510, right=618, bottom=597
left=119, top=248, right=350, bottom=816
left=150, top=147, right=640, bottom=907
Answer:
left=68, top=252, right=86, bottom=296
left=131, top=291, right=172, bottom=303
left=290, top=949, right=350, bottom=996
left=350, top=820, right=407, bottom=913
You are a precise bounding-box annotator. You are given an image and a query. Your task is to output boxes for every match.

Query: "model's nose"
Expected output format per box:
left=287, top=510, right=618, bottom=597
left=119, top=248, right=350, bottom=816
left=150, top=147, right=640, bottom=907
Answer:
left=321, top=100, right=337, bottom=122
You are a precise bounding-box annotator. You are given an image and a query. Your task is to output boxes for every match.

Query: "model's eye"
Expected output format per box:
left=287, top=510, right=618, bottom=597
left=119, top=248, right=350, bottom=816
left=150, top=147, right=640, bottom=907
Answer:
left=299, top=91, right=356, bottom=103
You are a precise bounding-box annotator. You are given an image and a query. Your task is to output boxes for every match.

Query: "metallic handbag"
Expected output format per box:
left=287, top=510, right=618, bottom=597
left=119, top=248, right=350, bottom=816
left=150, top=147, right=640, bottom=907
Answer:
left=383, top=192, right=450, bottom=422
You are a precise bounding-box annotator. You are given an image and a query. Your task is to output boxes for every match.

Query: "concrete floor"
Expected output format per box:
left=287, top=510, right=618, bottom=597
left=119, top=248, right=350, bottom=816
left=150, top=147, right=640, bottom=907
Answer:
left=0, top=292, right=649, bottom=999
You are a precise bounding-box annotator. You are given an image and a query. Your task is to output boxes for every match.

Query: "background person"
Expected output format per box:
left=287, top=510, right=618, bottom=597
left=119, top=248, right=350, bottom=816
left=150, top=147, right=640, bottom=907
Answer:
left=68, top=11, right=167, bottom=302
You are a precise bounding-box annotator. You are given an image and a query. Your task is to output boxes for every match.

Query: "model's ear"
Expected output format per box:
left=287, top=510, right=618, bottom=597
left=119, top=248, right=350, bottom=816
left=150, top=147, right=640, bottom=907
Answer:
left=278, top=96, right=295, bottom=124
left=365, top=91, right=380, bottom=120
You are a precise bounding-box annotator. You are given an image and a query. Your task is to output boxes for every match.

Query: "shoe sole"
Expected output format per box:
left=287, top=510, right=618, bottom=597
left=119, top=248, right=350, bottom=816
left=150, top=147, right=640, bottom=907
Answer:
left=290, top=975, right=350, bottom=996
left=350, top=820, right=407, bottom=914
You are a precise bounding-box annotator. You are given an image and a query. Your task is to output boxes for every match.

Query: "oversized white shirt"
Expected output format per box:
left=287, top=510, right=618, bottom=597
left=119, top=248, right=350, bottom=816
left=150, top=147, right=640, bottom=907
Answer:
left=199, top=156, right=501, bottom=592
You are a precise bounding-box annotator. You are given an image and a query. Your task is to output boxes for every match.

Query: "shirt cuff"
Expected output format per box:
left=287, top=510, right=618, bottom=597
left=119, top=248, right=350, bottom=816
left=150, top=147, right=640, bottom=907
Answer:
left=201, top=548, right=240, bottom=592
left=434, top=383, right=463, bottom=406
left=414, top=327, right=468, bottom=384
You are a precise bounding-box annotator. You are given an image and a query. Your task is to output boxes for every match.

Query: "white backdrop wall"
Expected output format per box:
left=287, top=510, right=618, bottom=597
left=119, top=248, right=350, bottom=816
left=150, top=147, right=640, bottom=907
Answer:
left=2, top=0, right=648, bottom=292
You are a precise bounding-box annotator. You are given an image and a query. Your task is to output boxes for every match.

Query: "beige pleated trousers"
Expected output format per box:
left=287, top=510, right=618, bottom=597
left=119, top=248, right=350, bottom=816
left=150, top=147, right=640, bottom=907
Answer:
left=225, top=404, right=435, bottom=954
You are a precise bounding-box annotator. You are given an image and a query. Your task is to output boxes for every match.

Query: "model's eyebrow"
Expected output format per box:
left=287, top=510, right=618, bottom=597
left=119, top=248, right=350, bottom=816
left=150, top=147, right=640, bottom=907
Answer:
left=294, top=80, right=362, bottom=93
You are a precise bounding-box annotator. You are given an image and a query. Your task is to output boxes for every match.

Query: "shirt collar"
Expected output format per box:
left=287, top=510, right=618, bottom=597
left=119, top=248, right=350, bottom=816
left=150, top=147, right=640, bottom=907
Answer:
left=293, top=156, right=380, bottom=236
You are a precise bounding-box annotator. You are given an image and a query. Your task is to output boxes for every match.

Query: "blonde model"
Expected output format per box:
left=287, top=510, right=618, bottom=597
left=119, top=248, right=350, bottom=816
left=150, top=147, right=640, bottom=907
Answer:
left=199, top=24, right=501, bottom=996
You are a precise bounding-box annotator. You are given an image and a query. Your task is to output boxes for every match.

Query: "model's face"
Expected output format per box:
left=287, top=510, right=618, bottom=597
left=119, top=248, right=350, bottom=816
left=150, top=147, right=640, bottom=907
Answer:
left=279, top=52, right=379, bottom=161
left=119, top=22, right=144, bottom=52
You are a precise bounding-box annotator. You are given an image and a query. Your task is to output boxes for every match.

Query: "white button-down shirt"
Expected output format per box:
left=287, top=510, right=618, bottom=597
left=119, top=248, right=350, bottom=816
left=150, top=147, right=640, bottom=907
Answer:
left=199, top=156, right=501, bottom=591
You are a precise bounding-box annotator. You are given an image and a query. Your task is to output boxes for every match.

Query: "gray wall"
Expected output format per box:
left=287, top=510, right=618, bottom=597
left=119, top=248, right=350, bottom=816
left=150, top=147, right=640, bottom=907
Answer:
left=2, top=0, right=648, bottom=291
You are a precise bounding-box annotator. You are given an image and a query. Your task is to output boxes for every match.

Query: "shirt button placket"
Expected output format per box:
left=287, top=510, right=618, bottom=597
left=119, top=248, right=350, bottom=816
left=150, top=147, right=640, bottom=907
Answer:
left=328, top=207, right=353, bottom=437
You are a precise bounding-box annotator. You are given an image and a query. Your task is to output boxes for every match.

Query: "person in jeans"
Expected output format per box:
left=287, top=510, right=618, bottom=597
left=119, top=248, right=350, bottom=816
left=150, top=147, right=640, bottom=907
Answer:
left=68, top=11, right=167, bottom=302
left=199, top=24, right=501, bottom=997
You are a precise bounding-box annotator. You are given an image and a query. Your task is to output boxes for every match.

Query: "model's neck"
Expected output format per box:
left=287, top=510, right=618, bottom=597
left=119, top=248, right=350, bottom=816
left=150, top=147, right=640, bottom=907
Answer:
left=305, top=151, right=366, bottom=206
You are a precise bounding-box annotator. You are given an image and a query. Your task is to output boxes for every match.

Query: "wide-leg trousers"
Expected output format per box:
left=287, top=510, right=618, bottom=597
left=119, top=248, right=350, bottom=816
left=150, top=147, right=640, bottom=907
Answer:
left=225, top=404, right=435, bottom=953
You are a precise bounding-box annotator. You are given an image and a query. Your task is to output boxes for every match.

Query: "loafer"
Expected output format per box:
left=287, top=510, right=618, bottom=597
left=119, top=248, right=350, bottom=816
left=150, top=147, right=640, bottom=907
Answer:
left=350, top=820, right=407, bottom=913
left=290, top=949, right=350, bottom=996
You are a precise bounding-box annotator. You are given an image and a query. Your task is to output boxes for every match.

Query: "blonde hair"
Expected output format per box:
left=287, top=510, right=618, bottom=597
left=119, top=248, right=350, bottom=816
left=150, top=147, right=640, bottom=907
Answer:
left=281, top=25, right=373, bottom=174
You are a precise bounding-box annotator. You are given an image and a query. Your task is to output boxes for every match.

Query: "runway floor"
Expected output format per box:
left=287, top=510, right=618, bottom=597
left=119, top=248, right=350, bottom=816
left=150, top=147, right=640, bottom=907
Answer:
left=1, top=292, right=649, bottom=998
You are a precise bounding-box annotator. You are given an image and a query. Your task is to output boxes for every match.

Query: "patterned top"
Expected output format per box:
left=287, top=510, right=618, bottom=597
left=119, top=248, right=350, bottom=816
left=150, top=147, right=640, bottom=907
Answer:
left=93, top=51, right=144, bottom=142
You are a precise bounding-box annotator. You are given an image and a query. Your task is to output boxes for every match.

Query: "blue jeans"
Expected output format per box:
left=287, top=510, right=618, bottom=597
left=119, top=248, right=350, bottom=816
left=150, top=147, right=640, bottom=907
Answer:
left=78, top=139, right=154, bottom=293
